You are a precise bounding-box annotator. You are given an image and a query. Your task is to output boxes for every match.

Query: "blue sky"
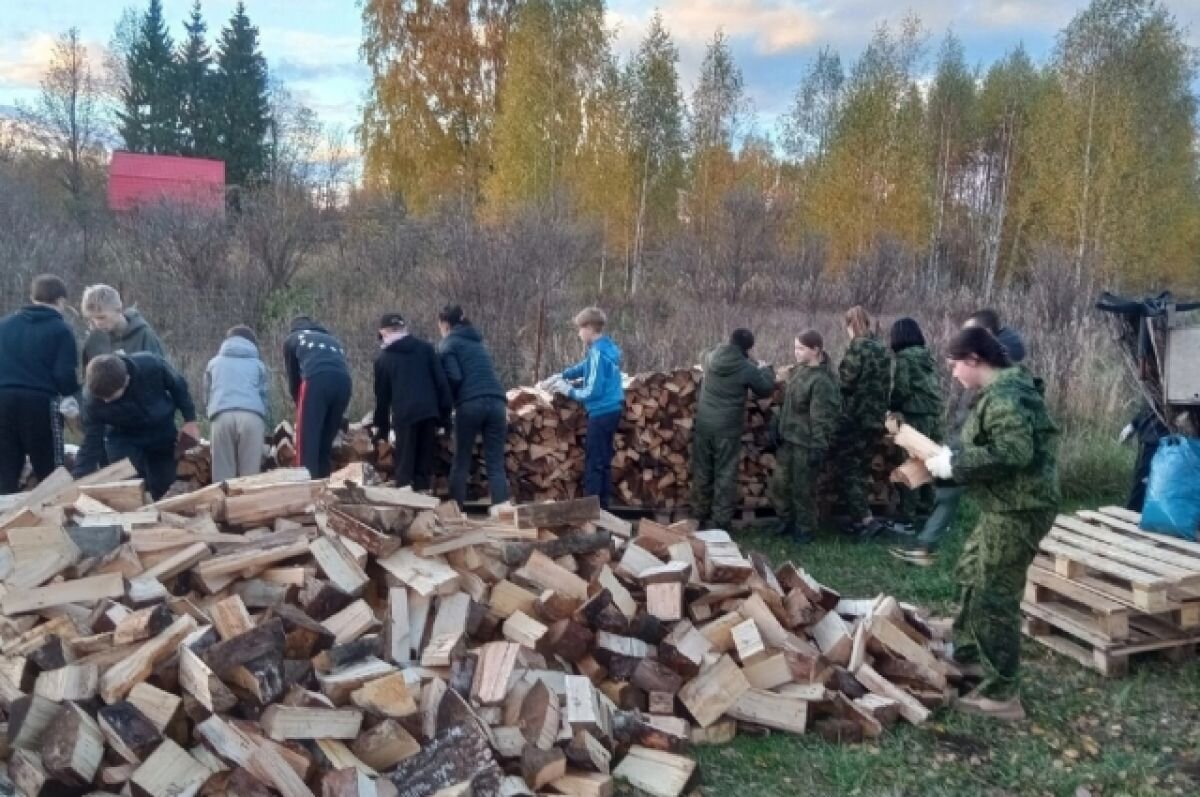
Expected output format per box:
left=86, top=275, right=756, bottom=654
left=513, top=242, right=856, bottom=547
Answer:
left=3, top=1, right=1198, bottom=144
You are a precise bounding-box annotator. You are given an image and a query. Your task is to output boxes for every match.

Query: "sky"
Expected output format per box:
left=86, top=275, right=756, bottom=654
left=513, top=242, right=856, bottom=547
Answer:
left=2, top=0, right=1199, bottom=146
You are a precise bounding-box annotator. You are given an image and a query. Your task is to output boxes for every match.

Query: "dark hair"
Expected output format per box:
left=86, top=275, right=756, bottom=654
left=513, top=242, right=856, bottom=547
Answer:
left=966, top=309, right=1001, bottom=334
left=729, top=328, right=755, bottom=353
left=227, top=325, right=258, bottom=345
left=797, top=329, right=824, bottom=350
left=438, top=305, right=468, bottom=326
left=86, top=355, right=129, bottom=400
left=31, top=275, right=68, bottom=305
left=947, top=326, right=1011, bottom=368
left=889, top=317, right=926, bottom=352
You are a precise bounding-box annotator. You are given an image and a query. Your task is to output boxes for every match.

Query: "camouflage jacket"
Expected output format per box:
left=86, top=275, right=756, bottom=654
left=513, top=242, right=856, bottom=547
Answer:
left=838, top=335, right=891, bottom=431
left=890, top=345, right=944, bottom=424
left=778, top=355, right=841, bottom=450
left=953, top=366, right=1061, bottom=512
left=696, top=343, right=776, bottom=437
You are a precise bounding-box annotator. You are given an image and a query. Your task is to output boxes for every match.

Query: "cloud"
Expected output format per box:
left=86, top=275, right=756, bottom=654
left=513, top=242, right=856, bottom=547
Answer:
left=611, top=1, right=821, bottom=55
left=0, top=31, right=110, bottom=93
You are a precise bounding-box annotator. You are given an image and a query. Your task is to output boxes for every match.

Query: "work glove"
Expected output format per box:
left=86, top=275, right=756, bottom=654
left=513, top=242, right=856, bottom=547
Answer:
left=1118, top=423, right=1135, bottom=444
left=548, top=376, right=571, bottom=396
left=58, top=396, right=80, bottom=419
left=924, top=446, right=954, bottom=480
left=537, top=374, right=561, bottom=391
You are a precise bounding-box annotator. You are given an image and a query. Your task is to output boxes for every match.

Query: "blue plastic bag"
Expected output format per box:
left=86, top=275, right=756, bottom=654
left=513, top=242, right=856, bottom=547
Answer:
left=1140, top=435, right=1200, bottom=541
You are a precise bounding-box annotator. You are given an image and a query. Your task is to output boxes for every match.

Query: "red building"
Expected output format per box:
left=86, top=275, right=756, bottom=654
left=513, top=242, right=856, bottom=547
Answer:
left=107, top=151, right=225, bottom=214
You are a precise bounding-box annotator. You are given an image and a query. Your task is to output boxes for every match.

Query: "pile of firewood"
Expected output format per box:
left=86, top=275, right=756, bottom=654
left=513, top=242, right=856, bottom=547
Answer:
left=0, top=461, right=959, bottom=797
left=173, top=367, right=900, bottom=515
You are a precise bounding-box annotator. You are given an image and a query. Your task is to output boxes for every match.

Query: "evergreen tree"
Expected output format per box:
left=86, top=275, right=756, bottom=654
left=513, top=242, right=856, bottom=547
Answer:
left=214, top=2, right=270, bottom=186
left=179, top=0, right=217, bottom=157
left=117, top=0, right=181, bottom=153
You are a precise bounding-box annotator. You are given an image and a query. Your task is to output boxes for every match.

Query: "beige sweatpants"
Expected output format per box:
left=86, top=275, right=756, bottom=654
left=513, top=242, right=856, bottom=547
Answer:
left=211, top=410, right=266, bottom=482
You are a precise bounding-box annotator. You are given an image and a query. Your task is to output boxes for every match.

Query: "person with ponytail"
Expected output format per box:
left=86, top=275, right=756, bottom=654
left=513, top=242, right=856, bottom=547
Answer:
left=831, top=306, right=892, bottom=538
left=768, top=330, right=841, bottom=542
left=922, top=325, right=1059, bottom=721
left=437, top=305, right=509, bottom=507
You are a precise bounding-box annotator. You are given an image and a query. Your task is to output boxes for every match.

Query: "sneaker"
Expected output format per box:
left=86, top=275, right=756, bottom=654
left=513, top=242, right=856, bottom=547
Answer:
left=885, top=519, right=916, bottom=537
left=955, top=693, right=1026, bottom=722
left=855, top=518, right=887, bottom=541
left=889, top=544, right=937, bottom=567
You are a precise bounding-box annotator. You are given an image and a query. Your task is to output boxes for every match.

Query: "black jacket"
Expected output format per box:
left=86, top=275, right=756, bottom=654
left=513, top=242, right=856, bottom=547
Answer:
left=283, top=320, right=351, bottom=402
left=437, top=324, right=505, bottom=406
left=373, top=335, right=452, bottom=438
left=0, top=305, right=79, bottom=397
left=84, top=353, right=196, bottom=448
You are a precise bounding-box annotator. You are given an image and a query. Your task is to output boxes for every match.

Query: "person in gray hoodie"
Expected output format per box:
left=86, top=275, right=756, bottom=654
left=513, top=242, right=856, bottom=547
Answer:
left=74, top=285, right=168, bottom=477
left=205, top=326, right=270, bottom=482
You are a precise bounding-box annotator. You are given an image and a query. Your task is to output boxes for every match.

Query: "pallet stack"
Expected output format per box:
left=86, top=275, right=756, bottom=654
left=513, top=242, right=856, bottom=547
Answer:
left=0, top=463, right=958, bottom=797
left=1022, top=506, right=1200, bottom=676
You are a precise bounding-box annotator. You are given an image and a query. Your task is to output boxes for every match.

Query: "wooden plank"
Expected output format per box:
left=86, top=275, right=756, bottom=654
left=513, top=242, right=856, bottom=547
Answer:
left=676, top=654, right=749, bottom=728
left=727, top=687, right=809, bottom=734
left=1039, top=537, right=1168, bottom=589
left=1050, top=521, right=1200, bottom=582
left=611, top=746, right=695, bottom=797
left=1, top=572, right=126, bottom=615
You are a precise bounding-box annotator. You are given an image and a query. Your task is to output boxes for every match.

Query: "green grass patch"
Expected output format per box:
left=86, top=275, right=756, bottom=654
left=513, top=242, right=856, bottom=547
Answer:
left=619, top=496, right=1200, bottom=797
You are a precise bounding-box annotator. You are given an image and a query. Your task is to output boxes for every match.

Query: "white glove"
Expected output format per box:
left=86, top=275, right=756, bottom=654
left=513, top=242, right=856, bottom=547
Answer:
left=58, top=396, right=80, bottom=419
left=549, top=376, right=571, bottom=396
left=537, top=375, right=560, bottom=391
left=1118, top=423, right=1135, bottom=444
left=924, top=446, right=954, bottom=480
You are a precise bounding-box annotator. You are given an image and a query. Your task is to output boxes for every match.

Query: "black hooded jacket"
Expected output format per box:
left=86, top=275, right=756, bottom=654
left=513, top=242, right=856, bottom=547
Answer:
left=0, top=304, right=79, bottom=397
left=437, top=323, right=505, bottom=406
left=83, top=353, right=196, bottom=448
left=373, top=335, right=452, bottom=438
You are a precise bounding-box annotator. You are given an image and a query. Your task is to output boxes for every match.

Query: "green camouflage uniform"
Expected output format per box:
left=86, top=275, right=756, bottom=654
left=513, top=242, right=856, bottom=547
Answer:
left=768, top=355, right=841, bottom=535
left=691, top=344, right=775, bottom=528
left=951, top=367, right=1060, bottom=700
left=831, top=334, right=891, bottom=520
left=890, top=345, right=946, bottom=520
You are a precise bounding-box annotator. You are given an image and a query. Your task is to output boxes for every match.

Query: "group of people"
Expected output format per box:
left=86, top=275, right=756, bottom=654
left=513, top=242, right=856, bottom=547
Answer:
left=688, top=304, right=1058, bottom=720
left=0, top=275, right=1058, bottom=720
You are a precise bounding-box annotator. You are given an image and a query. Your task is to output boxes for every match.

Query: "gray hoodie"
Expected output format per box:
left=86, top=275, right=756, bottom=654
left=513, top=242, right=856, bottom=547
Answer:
left=81, top=309, right=167, bottom=368
left=205, top=336, right=270, bottom=421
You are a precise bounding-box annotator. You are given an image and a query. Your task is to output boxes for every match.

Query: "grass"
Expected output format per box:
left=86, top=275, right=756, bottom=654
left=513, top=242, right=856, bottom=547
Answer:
left=621, top=498, right=1200, bottom=797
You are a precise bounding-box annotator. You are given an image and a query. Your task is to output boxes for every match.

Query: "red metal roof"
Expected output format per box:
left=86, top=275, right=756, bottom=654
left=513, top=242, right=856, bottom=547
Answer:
left=107, top=151, right=226, bottom=213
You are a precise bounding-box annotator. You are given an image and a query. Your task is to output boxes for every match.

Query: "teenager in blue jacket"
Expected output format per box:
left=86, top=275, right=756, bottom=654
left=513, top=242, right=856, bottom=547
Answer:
left=544, top=307, right=624, bottom=508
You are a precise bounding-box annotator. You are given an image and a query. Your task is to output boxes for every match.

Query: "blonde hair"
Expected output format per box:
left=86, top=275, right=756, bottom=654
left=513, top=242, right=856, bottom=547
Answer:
left=82, top=284, right=123, bottom=315
left=845, top=306, right=875, bottom=339
left=573, top=307, right=607, bottom=331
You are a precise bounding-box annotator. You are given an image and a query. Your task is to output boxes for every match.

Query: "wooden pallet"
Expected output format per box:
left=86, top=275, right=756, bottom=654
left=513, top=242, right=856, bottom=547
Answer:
left=1022, top=599, right=1200, bottom=676
left=1036, top=508, right=1200, bottom=612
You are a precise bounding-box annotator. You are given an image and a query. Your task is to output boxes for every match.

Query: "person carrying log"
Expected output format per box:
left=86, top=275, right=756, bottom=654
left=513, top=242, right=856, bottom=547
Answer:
left=768, top=330, right=841, bottom=543
left=74, top=284, right=168, bottom=478
left=437, top=305, right=509, bottom=506
left=922, top=326, right=1059, bottom=721
left=830, top=306, right=891, bottom=539
left=0, top=275, right=79, bottom=494
left=83, top=353, right=199, bottom=500
left=893, top=310, right=1027, bottom=566
left=373, top=312, right=452, bottom=492
left=885, top=317, right=945, bottom=533
left=690, top=329, right=775, bottom=530
left=283, top=316, right=353, bottom=479
left=541, top=307, right=624, bottom=509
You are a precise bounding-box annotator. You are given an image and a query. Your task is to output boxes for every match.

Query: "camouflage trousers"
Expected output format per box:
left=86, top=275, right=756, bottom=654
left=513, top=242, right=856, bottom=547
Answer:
left=830, top=424, right=884, bottom=521
left=953, top=508, right=1056, bottom=700
left=690, top=430, right=742, bottom=529
left=897, top=413, right=942, bottom=521
left=768, top=443, right=819, bottom=535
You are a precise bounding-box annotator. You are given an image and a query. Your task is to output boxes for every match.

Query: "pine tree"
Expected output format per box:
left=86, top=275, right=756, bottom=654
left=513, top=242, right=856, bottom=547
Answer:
left=117, top=0, right=181, bottom=153
left=214, top=2, right=270, bottom=187
left=178, top=0, right=216, bottom=157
